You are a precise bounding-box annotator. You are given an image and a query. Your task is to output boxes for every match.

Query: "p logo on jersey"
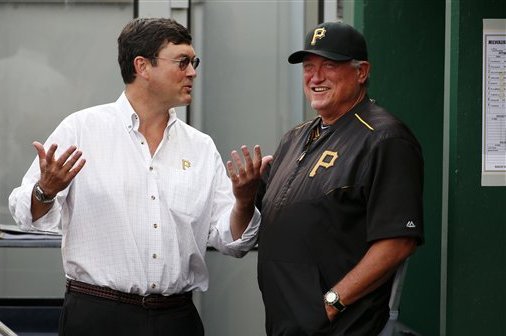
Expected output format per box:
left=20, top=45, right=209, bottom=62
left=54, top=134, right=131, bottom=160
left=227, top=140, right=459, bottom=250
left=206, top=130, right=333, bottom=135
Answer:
left=311, top=27, right=326, bottom=45
left=310, top=150, right=338, bottom=177
left=182, top=159, right=191, bottom=170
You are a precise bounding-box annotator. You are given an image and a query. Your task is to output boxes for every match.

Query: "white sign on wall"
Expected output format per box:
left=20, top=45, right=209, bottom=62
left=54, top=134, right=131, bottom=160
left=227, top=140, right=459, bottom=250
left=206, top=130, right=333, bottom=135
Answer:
left=482, top=19, right=506, bottom=186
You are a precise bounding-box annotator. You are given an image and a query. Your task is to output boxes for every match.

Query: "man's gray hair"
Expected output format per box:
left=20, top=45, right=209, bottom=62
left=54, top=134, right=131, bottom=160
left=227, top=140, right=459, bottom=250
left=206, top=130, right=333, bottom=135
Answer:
left=351, top=59, right=369, bottom=87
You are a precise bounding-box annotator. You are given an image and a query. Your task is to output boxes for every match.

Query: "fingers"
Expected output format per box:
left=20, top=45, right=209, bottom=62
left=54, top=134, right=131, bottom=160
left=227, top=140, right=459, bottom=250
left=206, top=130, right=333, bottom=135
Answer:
left=63, top=149, right=85, bottom=175
left=229, top=146, right=256, bottom=179
left=34, top=142, right=60, bottom=173
left=233, top=148, right=246, bottom=176
left=33, top=141, right=47, bottom=170
left=34, top=142, right=86, bottom=194
left=67, top=158, right=86, bottom=179
left=57, top=145, right=79, bottom=168
left=252, top=145, right=262, bottom=171
left=228, top=145, right=270, bottom=203
left=240, top=145, right=263, bottom=173
left=45, top=143, right=58, bottom=164
left=245, top=145, right=265, bottom=176
left=56, top=146, right=85, bottom=179
left=36, top=143, right=83, bottom=170
left=260, top=155, right=274, bottom=176
left=226, top=160, right=238, bottom=183
left=227, top=148, right=246, bottom=184
left=228, top=145, right=268, bottom=182
left=33, top=141, right=46, bottom=158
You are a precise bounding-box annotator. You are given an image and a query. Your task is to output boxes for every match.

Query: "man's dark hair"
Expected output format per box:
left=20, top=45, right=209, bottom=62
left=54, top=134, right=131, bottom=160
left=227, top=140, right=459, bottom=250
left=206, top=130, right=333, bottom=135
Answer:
left=118, top=18, right=192, bottom=84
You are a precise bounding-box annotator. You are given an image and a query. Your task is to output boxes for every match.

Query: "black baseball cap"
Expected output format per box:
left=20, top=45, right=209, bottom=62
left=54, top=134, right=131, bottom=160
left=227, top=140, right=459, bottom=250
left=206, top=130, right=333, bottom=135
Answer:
left=288, top=22, right=368, bottom=64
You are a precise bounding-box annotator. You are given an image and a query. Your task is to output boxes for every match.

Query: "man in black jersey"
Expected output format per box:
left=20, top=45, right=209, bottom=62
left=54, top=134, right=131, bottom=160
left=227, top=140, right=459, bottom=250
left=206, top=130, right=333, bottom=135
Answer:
left=256, top=22, right=424, bottom=335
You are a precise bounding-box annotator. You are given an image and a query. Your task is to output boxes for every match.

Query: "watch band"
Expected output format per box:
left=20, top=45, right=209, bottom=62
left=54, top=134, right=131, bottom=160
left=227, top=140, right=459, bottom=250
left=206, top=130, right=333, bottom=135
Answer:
left=33, top=182, right=56, bottom=204
left=332, top=296, right=347, bottom=312
left=324, top=289, right=347, bottom=313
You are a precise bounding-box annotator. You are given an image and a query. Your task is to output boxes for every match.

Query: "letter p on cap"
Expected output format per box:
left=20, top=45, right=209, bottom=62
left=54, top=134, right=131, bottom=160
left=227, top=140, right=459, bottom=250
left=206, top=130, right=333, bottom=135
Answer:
left=311, top=28, right=326, bottom=45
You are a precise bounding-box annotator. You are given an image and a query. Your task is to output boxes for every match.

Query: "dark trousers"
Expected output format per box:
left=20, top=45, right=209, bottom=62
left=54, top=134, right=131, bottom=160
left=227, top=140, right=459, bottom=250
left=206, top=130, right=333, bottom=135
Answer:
left=58, top=291, right=204, bottom=336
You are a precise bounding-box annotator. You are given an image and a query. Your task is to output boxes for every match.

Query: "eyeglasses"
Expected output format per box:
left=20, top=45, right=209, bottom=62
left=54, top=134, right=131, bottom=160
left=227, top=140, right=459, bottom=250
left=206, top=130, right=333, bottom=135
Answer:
left=153, top=56, right=200, bottom=71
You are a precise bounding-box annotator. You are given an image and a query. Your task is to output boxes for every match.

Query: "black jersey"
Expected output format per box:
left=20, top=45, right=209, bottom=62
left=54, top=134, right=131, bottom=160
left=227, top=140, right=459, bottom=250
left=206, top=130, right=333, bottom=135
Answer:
left=257, top=97, right=424, bottom=336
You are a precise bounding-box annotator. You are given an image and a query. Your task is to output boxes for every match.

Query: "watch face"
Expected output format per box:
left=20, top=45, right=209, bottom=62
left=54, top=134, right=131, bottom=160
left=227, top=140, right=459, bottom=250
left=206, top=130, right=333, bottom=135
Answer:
left=34, top=183, right=54, bottom=203
left=325, top=291, right=337, bottom=303
left=34, top=185, right=44, bottom=201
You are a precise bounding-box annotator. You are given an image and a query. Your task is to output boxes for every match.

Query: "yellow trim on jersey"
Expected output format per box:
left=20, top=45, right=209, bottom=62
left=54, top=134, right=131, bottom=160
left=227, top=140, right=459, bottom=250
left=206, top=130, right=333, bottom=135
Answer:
left=354, top=113, right=374, bottom=131
left=294, top=119, right=315, bottom=130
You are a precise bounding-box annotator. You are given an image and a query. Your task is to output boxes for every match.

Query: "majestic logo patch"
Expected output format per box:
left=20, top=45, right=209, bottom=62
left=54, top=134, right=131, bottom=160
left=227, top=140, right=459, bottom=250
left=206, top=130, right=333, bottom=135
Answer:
left=182, top=159, right=191, bottom=170
left=406, top=221, right=416, bottom=228
left=309, top=150, right=338, bottom=177
left=311, top=27, right=326, bottom=45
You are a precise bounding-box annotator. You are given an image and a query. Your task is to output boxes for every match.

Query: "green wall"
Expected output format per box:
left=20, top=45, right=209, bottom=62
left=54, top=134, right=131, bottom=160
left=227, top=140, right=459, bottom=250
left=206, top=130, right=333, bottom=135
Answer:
left=360, top=1, right=445, bottom=334
left=446, top=0, right=506, bottom=335
left=356, top=0, right=505, bottom=335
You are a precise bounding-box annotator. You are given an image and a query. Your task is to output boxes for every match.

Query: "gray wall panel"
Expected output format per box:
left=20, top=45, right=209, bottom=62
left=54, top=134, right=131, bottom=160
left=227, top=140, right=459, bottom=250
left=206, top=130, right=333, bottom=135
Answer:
left=199, top=0, right=304, bottom=158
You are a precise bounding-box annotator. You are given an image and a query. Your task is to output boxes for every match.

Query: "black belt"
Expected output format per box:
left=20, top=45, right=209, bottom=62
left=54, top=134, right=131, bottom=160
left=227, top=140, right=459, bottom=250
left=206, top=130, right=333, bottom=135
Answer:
left=66, top=279, right=192, bottom=309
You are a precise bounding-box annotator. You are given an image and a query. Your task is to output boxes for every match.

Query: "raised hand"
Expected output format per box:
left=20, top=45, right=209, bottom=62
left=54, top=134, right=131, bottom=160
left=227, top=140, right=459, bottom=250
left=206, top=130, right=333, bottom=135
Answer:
left=226, top=145, right=272, bottom=205
left=226, top=145, right=272, bottom=240
left=33, top=141, right=86, bottom=198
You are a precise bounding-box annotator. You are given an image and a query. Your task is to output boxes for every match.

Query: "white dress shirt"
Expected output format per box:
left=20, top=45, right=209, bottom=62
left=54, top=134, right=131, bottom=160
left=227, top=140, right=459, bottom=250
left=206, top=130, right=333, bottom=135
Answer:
left=9, top=92, right=260, bottom=295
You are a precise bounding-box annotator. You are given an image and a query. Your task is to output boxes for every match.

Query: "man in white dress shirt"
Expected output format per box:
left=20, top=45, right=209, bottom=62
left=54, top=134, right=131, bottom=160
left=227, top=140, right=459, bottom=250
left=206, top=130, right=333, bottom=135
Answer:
left=9, top=18, right=271, bottom=336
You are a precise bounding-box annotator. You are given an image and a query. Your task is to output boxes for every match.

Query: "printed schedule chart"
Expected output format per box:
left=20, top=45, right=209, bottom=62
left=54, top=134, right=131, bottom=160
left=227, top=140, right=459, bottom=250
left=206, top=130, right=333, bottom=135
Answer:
left=482, top=19, right=506, bottom=186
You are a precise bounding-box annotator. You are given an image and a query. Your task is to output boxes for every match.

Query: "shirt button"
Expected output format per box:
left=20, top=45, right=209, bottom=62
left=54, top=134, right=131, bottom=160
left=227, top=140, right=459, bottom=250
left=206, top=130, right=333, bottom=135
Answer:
left=151, top=283, right=156, bottom=289
left=153, top=223, right=158, bottom=229
left=141, top=141, right=145, bottom=145
left=149, top=166, right=153, bottom=171
left=151, top=195, right=156, bottom=200
left=152, top=254, right=157, bottom=259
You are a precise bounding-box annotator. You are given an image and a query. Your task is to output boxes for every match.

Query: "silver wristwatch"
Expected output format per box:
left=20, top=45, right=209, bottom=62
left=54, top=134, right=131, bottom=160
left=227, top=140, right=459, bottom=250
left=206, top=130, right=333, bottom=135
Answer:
left=324, top=289, right=347, bottom=313
left=33, top=182, right=56, bottom=204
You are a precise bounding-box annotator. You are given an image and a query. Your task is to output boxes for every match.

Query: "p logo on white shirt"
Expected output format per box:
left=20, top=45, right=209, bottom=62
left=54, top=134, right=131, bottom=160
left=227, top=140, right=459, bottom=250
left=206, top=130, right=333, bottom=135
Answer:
left=182, top=159, right=191, bottom=170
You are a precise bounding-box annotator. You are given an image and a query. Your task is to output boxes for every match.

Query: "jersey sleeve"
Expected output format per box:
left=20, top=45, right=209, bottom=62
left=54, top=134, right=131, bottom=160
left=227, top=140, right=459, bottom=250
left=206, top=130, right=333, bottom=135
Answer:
left=365, top=137, right=424, bottom=244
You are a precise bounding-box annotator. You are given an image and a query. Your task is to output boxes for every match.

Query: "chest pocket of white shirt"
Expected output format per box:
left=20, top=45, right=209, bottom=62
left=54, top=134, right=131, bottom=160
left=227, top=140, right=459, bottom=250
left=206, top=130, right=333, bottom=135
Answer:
left=162, top=167, right=208, bottom=217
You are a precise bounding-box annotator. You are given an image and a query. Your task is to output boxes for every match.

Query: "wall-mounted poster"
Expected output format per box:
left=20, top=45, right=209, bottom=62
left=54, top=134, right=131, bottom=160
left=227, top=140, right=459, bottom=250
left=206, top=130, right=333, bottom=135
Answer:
left=482, top=19, right=506, bottom=186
